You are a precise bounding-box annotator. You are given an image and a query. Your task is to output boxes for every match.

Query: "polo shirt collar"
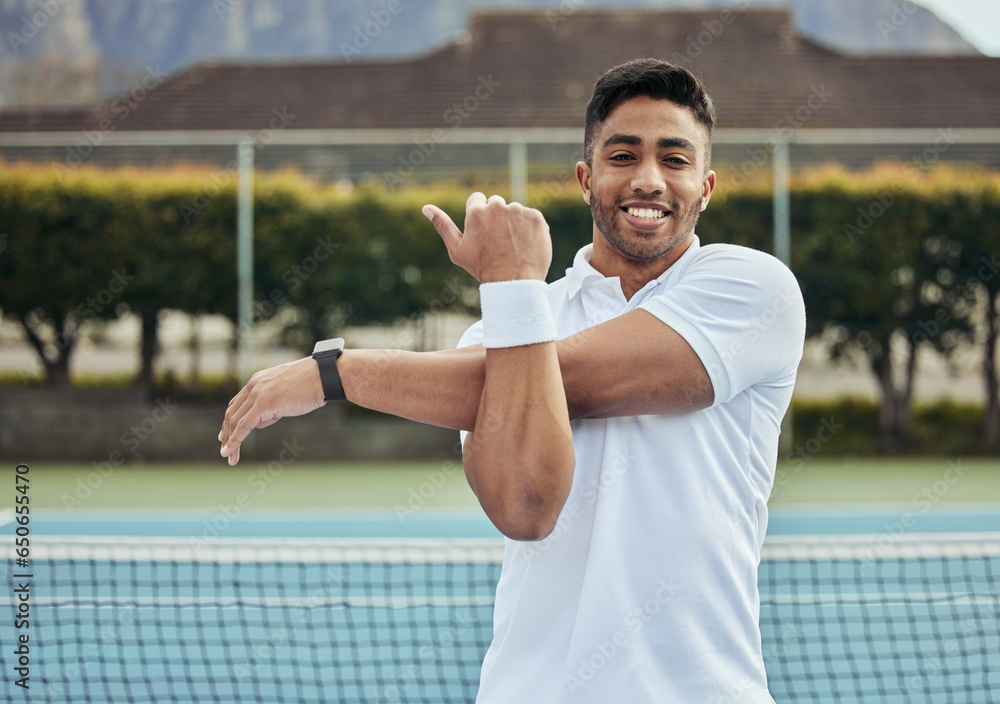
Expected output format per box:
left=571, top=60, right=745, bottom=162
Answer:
left=564, top=235, right=702, bottom=299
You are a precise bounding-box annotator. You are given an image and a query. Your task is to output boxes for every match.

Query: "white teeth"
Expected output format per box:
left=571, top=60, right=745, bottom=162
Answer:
left=626, top=207, right=666, bottom=221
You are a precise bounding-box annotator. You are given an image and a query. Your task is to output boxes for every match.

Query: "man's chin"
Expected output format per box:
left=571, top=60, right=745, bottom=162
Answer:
left=605, top=231, right=686, bottom=262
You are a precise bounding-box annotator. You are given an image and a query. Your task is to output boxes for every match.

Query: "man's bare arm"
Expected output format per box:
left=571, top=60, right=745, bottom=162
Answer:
left=217, top=310, right=711, bottom=454
left=559, top=307, right=713, bottom=419
left=219, top=196, right=711, bottom=539
left=217, top=346, right=484, bottom=466
left=339, top=307, right=712, bottom=424
left=425, top=194, right=574, bottom=541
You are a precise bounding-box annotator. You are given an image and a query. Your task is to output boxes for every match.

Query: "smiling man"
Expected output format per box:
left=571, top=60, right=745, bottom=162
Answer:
left=219, top=58, right=805, bottom=703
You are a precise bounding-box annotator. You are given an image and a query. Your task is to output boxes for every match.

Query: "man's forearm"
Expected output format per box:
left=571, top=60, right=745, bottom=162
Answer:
left=463, top=342, right=574, bottom=541
left=217, top=345, right=487, bottom=466
left=337, top=308, right=713, bottom=430
left=338, top=345, right=486, bottom=430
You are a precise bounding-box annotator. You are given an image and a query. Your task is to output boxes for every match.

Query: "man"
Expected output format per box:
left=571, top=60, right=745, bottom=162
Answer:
left=219, top=58, right=805, bottom=703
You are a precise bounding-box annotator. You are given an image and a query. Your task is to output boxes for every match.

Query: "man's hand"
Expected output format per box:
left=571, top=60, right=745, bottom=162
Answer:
left=423, top=192, right=551, bottom=282
left=218, top=357, right=327, bottom=466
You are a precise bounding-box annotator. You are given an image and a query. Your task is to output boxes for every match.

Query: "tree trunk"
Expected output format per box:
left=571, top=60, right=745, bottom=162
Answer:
left=898, top=334, right=919, bottom=442
left=189, top=313, right=201, bottom=389
left=227, top=330, right=239, bottom=388
left=869, top=331, right=918, bottom=455
left=138, top=309, right=159, bottom=388
left=983, top=288, right=999, bottom=452
left=871, top=345, right=901, bottom=455
left=21, top=314, right=74, bottom=386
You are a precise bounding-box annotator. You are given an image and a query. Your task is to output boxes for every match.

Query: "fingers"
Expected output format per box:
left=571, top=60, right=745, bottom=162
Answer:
left=466, top=191, right=488, bottom=210
left=422, top=194, right=518, bottom=252
left=219, top=381, right=260, bottom=465
left=423, top=204, right=463, bottom=253
left=220, top=400, right=271, bottom=466
left=219, top=403, right=248, bottom=465
left=424, top=194, right=543, bottom=282
left=218, top=358, right=325, bottom=466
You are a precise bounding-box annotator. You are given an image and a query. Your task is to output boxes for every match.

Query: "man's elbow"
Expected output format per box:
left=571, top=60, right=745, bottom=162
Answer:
left=493, top=502, right=562, bottom=542
left=488, top=459, right=574, bottom=542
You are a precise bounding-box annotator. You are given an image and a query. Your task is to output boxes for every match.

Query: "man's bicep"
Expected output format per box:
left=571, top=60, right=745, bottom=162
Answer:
left=557, top=308, right=714, bottom=420
left=638, top=249, right=807, bottom=405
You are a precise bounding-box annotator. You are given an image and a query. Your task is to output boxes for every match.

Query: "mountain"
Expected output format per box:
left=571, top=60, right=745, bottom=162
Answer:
left=0, top=0, right=979, bottom=107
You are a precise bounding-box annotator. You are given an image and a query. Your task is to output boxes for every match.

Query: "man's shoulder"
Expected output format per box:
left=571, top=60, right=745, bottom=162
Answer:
left=693, top=241, right=783, bottom=266
left=684, top=242, right=798, bottom=284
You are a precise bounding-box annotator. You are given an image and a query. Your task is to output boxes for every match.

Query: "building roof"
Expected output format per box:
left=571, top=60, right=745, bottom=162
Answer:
left=2, top=8, right=998, bottom=133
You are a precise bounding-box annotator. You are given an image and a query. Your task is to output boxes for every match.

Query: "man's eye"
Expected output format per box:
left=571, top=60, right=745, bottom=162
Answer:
left=609, top=154, right=634, bottom=161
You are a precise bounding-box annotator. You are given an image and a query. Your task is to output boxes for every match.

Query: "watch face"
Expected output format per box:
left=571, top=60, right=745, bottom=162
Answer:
left=313, top=337, right=345, bottom=355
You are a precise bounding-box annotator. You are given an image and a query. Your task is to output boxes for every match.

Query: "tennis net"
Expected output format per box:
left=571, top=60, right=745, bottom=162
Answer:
left=2, top=532, right=998, bottom=703
left=759, top=533, right=1000, bottom=703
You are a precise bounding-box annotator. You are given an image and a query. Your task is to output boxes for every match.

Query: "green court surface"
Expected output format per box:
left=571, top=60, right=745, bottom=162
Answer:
left=5, top=457, right=1000, bottom=512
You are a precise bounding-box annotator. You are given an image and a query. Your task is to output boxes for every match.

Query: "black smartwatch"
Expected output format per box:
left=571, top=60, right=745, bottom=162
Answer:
left=312, top=337, right=346, bottom=401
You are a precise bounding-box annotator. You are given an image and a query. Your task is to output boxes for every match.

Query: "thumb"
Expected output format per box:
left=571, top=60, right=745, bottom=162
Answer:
left=422, top=204, right=463, bottom=252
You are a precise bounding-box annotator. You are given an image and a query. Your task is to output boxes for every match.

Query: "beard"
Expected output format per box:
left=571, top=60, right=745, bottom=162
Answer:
left=590, top=191, right=703, bottom=261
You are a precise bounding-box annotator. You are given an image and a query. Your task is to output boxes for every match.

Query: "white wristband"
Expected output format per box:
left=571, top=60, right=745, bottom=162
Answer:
left=480, top=279, right=557, bottom=349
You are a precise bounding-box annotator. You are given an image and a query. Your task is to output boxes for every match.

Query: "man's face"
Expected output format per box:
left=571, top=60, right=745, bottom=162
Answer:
left=577, top=95, right=716, bottom=271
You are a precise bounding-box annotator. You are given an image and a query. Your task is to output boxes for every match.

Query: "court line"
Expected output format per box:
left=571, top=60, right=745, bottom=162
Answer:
left=5, top=595, right=497, bottom=609
left=9, top=593, right=996, bottom=608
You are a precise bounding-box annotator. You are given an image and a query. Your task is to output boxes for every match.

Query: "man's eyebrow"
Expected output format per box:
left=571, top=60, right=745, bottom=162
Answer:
left=600, top=134, right=698, bottom=153
left=600, top=134, right=642, bottom=151
left=657, top=137, right=697, bottom=152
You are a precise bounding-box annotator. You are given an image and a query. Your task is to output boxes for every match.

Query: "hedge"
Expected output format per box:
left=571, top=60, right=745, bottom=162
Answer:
left=2, top=159, right=999, bottom=452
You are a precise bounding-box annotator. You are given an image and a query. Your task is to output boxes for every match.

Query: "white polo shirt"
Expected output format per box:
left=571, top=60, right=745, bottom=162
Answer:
left=458, top=236, right=806, bottom=704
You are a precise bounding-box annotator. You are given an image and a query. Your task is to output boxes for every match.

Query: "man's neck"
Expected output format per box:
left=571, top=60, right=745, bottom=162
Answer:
left=589, top=233, right=694, bottom=300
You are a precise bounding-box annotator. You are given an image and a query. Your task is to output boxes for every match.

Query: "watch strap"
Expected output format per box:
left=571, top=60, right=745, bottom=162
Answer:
left=312, top=339, right=346, bottom=402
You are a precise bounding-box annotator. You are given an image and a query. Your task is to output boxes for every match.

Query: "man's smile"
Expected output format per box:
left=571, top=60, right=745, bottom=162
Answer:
left=620, top=202, right=672, bottom=230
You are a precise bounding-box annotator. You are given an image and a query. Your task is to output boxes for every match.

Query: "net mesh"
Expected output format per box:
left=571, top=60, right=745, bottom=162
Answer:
left=3, top=533, right=999, bottom=703
left=759, top=534, right=1000, bottom=704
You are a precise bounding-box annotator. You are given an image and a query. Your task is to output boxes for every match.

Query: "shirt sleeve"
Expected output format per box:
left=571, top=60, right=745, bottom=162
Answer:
left=456, top=320, right=484, bottom=349
left=455, top=321, right=484, bottom=446
left=638, top=245, right=806, bottom=406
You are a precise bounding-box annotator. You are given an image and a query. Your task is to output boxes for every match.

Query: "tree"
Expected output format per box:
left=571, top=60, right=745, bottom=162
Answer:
left=123, top=177, right=238, bottom=387
left=933, top=181, right=1000, bottom=450
left=794, top=176, right=972, bottom=452
left=0, top=168, right=132, bottom=385
left=256, top=189, right=476, bottom=353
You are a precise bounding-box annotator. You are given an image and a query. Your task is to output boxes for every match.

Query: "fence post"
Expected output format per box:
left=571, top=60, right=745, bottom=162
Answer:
left=772, top=140, right=791, bottom=267
left=773, top=139, right=794, bottom=454
left=237, top=138, right=255, bottom=383
left=509, top=139, right=527, bottom=204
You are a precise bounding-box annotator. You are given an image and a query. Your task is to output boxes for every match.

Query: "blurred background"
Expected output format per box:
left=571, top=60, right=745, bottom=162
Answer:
left=2, top=3, right=1000, bottom=702
left=0, top=0, right=1000, bottom=508
left=1, top=0, right=999, bottom=507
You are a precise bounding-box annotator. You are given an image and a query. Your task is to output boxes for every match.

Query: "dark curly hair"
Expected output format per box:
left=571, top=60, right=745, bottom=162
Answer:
left=584, top=58, right=716, bottom=167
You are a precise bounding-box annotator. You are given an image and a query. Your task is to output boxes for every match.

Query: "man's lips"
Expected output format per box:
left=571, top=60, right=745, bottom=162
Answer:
left=621, top=204, right=671, bottom=230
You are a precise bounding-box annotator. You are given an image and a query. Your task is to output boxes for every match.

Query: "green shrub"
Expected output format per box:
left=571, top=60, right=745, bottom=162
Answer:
left=790, top=398, right=987, bottom=457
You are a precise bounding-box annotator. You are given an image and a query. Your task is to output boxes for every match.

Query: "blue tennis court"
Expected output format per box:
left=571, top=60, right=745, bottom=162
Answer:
left=3, top=508, right=999, bottom=703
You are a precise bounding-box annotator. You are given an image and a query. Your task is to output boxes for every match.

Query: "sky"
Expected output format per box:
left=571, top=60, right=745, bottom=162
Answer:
left=917, top=0, right=1000, bottom=55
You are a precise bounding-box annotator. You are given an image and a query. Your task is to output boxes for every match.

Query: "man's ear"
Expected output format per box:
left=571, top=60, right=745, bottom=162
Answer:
left=576, top=161, right=592, bottom=205
left=700, top=170, right=717, bottom=212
